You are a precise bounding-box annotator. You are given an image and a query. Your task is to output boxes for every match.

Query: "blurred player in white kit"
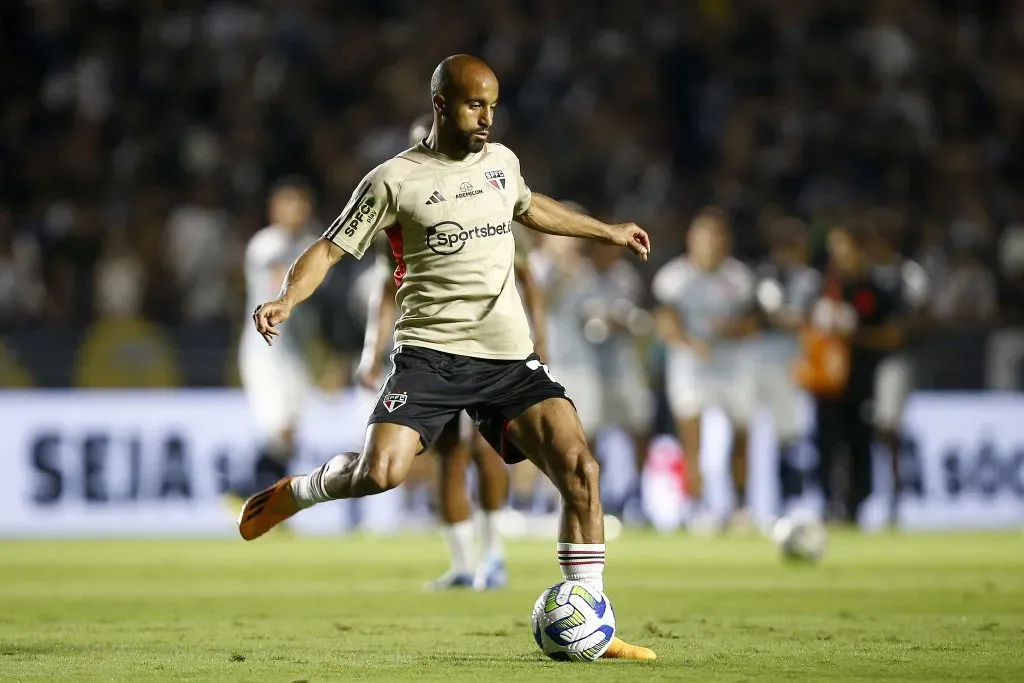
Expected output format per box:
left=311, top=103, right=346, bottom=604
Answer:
left=356, top=115, right=547, bottom=590
left=233, top=178, right=318, bottom=500
left=652, top=208, right=759, bottom=531
left=532, top=234, right=652, bottom=515
left=753, top=217, right=821, bottom=511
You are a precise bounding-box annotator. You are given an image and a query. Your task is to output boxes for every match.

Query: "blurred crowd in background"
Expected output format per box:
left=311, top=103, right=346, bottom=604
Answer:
left=1, top=0, right=1024, bottom=390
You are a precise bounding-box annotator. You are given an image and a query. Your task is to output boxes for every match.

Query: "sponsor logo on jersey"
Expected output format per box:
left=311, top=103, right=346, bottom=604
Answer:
left=382, top=392, right=407, bottom=413
left=425, top=220, right=513, bottom=255
left=455, top=181, right=483, bottom=200
left=484, top=169, right=506, bottom=194
left=425, top=190, right=446, bottom=205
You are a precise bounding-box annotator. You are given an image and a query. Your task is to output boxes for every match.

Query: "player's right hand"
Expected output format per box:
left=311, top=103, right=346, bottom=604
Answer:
left=252, top=299, right=292, bottom=346
left=356, top=359, right=382, bottom=390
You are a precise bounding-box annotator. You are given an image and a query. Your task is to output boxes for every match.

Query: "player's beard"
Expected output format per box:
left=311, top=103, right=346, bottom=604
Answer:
left=466, top=135, right=485, bottom=153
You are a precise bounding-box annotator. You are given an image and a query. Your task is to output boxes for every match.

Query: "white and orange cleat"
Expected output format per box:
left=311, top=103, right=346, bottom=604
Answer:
left=237, top=477, right=299, bottom=541
left=603, top=636, right=657, bottom=660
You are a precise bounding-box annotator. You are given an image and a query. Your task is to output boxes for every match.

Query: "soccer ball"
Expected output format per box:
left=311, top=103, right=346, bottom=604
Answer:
left=771, top=511, right=828, bottom=563
left=531, top=581, right=615, bottom=662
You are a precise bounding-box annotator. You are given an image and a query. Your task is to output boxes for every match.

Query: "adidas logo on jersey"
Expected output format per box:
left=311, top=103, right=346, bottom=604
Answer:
left=425, top=190, right=446, bottom=205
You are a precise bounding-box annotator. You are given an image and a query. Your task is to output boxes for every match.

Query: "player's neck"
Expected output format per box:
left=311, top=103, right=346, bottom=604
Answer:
left=423, top=131, right=476, bottom=161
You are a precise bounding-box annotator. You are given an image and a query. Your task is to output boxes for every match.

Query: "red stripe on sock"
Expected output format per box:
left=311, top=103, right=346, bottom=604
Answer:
left=558, top=550, right=607, bottom=554
left=559, top=561, right=606, bottom=566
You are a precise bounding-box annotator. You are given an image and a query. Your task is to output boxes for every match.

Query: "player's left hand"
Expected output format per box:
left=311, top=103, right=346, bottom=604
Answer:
left=605, top=223, right=650, bottom=261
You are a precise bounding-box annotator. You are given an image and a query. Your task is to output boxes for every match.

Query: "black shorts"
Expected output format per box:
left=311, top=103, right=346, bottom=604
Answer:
left=368, top=345, right=572, bottom=464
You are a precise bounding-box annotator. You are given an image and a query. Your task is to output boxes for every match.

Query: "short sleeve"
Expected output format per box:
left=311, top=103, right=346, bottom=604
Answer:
left=651, top=258, right=691, bottom=305
left=323, top=166, right=397, bottom=259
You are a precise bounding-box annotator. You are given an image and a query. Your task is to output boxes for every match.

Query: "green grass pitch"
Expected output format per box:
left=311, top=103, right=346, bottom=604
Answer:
left=1, top=531, right=1022, bottom=681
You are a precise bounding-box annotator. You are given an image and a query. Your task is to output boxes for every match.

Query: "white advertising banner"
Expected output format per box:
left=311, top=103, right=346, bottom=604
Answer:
left=675, top=392, right=1024, bottom=531
left=0, top=390, right=1022, bottom=536
left=0, top=389, right=406, bottom=538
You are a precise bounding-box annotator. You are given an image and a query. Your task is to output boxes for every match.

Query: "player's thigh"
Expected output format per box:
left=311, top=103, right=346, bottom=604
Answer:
left=873, top=356, right=910, bottom=431
left=434, top=415, right=465, bottom=460
left=666, top=368, right=704, bottom=425
left=716, top=370, right=756, bottom=428
left=505, top=397, right=593, bottom=484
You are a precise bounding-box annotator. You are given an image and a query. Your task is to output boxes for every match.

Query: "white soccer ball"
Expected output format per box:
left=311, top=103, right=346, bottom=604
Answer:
left=771, top=511, right=828, bottom=563
left=531, top=581, right=616, bottom=662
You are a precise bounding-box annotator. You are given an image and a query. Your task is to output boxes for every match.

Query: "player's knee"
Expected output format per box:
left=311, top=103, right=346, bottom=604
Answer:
left=358, top=448, right=409, bottom=494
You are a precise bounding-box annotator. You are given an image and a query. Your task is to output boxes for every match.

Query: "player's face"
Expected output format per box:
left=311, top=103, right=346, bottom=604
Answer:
left=441, top=77, right=498, bottom=154
left=271, top=189, right=312, bottom=230
left=828, top=229, right=861, bottom=274
left=688, top=219, right=727, bottom=270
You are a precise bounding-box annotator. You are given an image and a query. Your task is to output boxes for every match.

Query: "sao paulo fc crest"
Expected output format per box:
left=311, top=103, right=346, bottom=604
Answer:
left=484, top=169, right=506, bottom=195
left=382, top=392, right=407, bottom=413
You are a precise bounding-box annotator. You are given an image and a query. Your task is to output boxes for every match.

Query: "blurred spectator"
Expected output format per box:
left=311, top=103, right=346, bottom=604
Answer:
left=0, top=0, right=1021, bottom=388
left=931, top=247, right=998, bottom=324
left=0, top=206, right=45, bottom=324
left=165, top=180, right=235, bottom=322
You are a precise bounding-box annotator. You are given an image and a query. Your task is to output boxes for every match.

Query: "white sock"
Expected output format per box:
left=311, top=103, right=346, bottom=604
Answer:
left=557, top=542, right=605, bottom=594
left=443, top=520, right=475, bottom=574
left=290, top=454, right=349, bottom=509
left=480, top=511, right=503, bottom=559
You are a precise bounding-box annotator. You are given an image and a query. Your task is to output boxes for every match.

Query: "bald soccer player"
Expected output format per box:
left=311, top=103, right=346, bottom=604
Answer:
left=239, top=55, right=655, bottom=660
left=355, top=116, right=547, bottom=591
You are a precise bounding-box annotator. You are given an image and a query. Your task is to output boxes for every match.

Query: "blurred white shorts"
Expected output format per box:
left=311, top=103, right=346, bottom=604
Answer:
left=239, top=349, right=311, bottom=437
left=873, top=355, right=911, bottom=431
left=553, top=365, right=652, bottom=437
left=757, top=362, right=802, bottom=440
left=666, top=350, right=756, bottom=425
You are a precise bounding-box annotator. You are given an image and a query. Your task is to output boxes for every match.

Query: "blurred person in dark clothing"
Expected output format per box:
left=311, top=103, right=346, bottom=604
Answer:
left=808, top=224, right=903, bottom=525
left=863, top=217, right=929, bottom=527
left=753, top=217, right=821, bottom=511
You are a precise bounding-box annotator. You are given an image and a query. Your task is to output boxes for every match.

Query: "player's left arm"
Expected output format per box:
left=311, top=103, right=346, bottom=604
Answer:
left=517, top=194, right=650, bottom=261
left=514, top=259, right=547, bottom=360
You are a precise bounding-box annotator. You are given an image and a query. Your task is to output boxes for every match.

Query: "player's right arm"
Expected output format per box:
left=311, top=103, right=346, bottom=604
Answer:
left=254, top=165, right=397, bottom=346
left=651, top=258, right=710, bottom=360
left=356, top=253, right=400, bottom=389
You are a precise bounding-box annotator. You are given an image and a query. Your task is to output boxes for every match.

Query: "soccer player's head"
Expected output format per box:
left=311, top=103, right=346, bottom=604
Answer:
left=827, top=223, right=866, bottom=275
left=430, top=54, right=499, bottom=155
left=268, top=176, right=313, bottom=231
left=687, top=207, right=730, bottom=270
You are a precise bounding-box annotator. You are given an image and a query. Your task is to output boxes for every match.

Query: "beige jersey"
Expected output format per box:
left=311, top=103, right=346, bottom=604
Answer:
left=324, top=142, right=534, bottom=360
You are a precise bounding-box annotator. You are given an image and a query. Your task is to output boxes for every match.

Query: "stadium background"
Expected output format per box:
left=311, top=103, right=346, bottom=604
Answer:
left=1, top=0, right=1024, bottom=537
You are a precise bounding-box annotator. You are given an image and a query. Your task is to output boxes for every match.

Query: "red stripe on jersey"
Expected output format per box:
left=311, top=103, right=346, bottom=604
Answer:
left=385, top=224, right=406, bottom=287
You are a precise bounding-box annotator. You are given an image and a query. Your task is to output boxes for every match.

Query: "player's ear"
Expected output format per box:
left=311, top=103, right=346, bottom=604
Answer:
left=432, top=94, right=446, bottom=117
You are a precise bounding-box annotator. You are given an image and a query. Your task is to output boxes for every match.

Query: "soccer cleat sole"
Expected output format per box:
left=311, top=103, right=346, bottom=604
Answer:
left=237, top=477, right=298, bottom=541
